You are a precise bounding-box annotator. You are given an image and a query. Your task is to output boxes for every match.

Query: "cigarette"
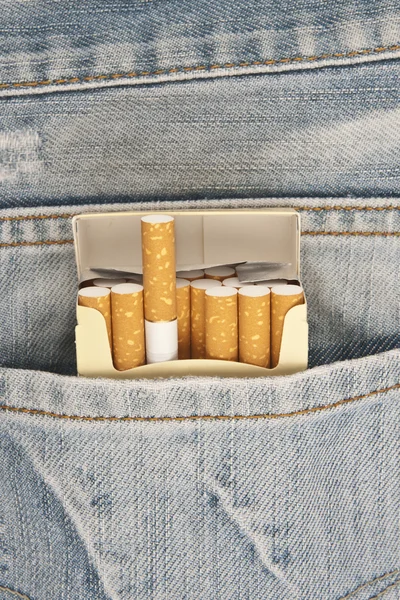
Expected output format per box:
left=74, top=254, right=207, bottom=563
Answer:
left=176, top=278, right=191, bottom=359
left=176, top=269, right=204, bottom=282
left=223, top=277, right=255, bottom=289
left=93, top=278, right=127, bottom=288
left=204, top=266, right=235, bottom=282
left=141, top=215, right=178, bottom=363
left=271, top=284, right=304, bottom=368
left=205, top=286, right=238, bottom=361
left=190, top=279, right=222, bottom=358
left=238, top=286, right=271, bottom=368
left=78, top=287, right=112, bottom=347
left=111, top=283, right=145, bottom=370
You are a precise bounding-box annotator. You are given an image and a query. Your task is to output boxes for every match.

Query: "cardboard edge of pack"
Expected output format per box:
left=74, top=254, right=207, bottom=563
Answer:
left=73, top=208, right=308, bottom=379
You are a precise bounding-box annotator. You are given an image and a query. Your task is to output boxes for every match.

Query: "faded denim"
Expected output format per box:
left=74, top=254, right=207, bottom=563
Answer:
left=0, top=0, right=399, bottom=598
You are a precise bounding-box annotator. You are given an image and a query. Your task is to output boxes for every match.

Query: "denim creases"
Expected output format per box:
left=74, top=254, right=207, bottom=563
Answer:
left=0, top=349, right=399, bottom=599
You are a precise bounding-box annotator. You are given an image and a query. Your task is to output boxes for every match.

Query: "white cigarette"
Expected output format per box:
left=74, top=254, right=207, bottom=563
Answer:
left=145, top=320, right=178, bottom=363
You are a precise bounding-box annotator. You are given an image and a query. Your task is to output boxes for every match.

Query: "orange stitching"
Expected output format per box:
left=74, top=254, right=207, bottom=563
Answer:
left=302, top=231, right=400, bottom=236
left=369, top=579, right=400, bottom=599
left=0, top=212, right=77, bottom=222
left=0, top=206, right=398, bottom=224
left=0, top=585, right=31, bottom=600
left=0, top=382, right=398, bottom=423
left=340, top=569, right=400, bottom=599
left=0, top=231, right=398, bottom=248
left=0, top=239, right=73, bottom=248
left=1, top=44, right=399, bottom=90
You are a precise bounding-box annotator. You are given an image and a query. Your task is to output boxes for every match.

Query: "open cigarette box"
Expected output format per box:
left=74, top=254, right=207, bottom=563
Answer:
left=73, top=208, right=308, bottom=379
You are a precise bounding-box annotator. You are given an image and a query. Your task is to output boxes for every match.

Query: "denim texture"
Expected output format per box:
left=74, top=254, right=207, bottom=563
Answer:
left=0, top=0, right=400, bottom=598
left=1, top=0, right=400, bottom=89
left=0, top=350, right=399, bottom=600
left=2, top=61, right=400, bottom=207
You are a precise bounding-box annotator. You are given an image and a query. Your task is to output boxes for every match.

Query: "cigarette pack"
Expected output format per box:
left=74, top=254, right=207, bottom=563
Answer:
left=73, top=209, right=308, bottom=379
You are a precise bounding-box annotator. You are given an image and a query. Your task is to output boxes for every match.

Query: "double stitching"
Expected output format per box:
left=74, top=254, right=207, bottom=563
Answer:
left=340, top=568, right=400, bottom=599
left=0, top=231, right=399, bottom=249
left=0, top=382, right=398, bottom=423
left=0, top=44, right=399, bottom=90
left=0, top=206, right=398, bottom=224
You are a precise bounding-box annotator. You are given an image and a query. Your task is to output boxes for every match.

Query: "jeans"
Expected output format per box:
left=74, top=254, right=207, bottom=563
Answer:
left=0, top=0, right=399, bottom=598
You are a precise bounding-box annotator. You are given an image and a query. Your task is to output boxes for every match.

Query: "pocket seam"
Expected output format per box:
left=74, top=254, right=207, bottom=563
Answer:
left=1, top=230, right=399, bottom=249
left=1, top=43, right=399, bottom=91
left=1, top=382, right=398, bottom=423
left=339, top=568, right=400, bottom=599
left=0, top=585, right=31, bottom=600
left=1, top=206, right=399, bottom=224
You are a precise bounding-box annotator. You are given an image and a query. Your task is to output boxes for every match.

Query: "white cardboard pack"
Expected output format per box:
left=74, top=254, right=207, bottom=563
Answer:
left=73, top=208, right=308, bottom=379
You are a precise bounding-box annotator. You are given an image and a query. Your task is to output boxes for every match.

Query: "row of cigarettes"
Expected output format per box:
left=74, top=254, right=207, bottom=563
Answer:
left=77, top=215, right=304, bottom=371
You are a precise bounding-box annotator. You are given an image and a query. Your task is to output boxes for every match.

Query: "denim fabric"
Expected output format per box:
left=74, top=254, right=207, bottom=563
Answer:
left=1, top=0, right=400, bottom=598
left=1, top=0, right=400, bottom=89
left=0, top=350, right=399, bottom=599
left=2, top=61, right=400, bottom=207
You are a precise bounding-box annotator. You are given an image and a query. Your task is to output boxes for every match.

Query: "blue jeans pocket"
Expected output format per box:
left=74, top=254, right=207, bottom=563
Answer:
left=0, top=349, right=399, bottom=600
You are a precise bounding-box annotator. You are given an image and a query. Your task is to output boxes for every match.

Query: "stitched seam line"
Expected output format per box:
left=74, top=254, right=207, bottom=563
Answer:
left=341, top=569, right=400, bottom=599
left=0, top=206, right=398, bottom=224
left=0, top=44, right=399, bottom=90
left=0, top=585, right=31, bottom=600
left=0, top=382, right=398, bottom=423
left=0, top=240, right=74, bottom=248
left=369, top=578, right=400, bottom=599
left=302, top=231, right=400, bottom=236
left=0, top=231, right=399, bottom=248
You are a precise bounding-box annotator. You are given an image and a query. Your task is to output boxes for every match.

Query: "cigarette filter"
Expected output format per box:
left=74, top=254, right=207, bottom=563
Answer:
left=111, top=283, right=145, bottom=370
left=190, top=279, right=222, bottom=358
left=141, top=215, right=178, bottom=363
left=141, top=215, right=177, bottom=322
left=271, top=284, right=304, bottom=368
left=223, top=277, right=255, bottom=289
left=205, top=286, right=238, bottom=361
left=204, top=266, right=235, bottom=282
left=78, top=287, right=112, bottom=347
left=93, top=278, right=127, bottom=288
left=176, top=278, right=191, bottom=359
left=238, top=286, right=271, bottom=368
left=176, top=269, right=204, bottom=282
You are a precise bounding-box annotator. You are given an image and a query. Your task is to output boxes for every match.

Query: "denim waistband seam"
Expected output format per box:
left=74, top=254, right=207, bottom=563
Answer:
left=1, top=43, right=399, bottom=92
left=0, top=382, right=398, bottom=423
left=0, top=206, right=399, bottom=224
